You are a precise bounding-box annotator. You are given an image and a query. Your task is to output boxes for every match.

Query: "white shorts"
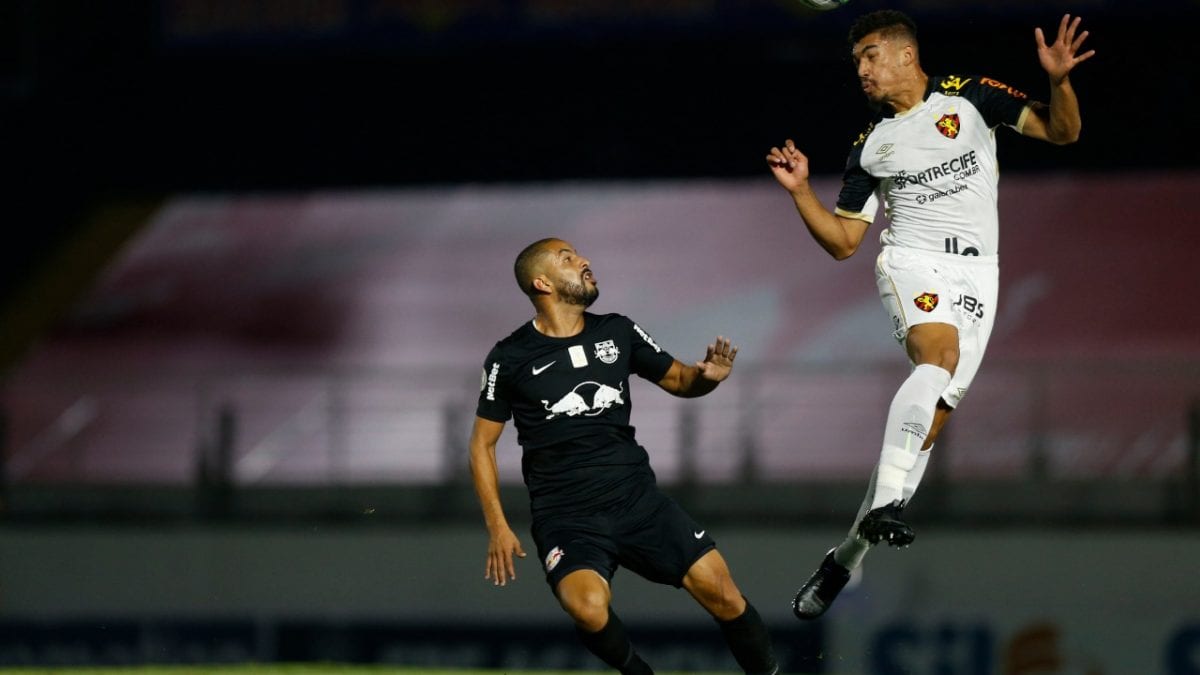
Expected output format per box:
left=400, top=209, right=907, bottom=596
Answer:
left=875, top=246, right=999, bottom=408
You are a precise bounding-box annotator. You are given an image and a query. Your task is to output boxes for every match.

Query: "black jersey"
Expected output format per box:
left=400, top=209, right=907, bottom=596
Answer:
left=476, top=312, right=676, bottom=514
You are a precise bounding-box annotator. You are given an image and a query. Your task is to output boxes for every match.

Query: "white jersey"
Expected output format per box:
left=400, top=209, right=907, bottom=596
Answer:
left=834, top=75, right=1034, bottom=257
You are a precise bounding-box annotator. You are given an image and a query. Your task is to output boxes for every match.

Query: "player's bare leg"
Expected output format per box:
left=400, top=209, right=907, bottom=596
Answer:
left=683, top=549, right=746, bottom=620
left=557, top=569, right=652, bottom=675
left=684, top=550, right=779, bottom=674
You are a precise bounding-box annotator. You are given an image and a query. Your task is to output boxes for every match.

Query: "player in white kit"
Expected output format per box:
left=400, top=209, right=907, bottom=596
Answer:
left=766, top=9, right=1094, bottom=619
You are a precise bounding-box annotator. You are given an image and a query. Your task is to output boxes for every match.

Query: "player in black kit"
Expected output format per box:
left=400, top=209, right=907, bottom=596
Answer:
left=469, top=238, right=779, bottom=675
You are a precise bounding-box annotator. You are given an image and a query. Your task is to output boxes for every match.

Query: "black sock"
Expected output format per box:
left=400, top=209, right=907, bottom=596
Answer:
left=575, top=607, right=653, bottom=675
left=716, top=599, right=779, bottom=675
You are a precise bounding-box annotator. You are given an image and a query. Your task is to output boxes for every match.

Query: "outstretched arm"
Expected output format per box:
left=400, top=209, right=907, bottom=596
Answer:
left=1020, top=14, right=1095, bottom=144
left=468, top=415, right=526, bottom=586
left=766, top=139, right=870, bottom=260
left=657, top=336, right=738, bottom=398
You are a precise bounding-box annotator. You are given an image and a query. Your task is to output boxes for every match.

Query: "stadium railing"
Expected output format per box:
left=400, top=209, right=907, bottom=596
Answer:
left=2, top=359, right=1198, bottom=526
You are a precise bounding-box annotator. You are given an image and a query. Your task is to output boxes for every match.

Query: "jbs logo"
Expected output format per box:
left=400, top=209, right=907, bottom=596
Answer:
left=954, top=294, right=985, bottom=319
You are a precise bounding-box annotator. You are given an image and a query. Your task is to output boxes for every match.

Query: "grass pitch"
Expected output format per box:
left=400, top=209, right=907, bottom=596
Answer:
left=0, top=662, right=739, bottom=667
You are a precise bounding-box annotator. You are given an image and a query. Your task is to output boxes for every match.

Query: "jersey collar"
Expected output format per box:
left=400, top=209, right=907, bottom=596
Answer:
left=878, top=75, right=935, bottom=119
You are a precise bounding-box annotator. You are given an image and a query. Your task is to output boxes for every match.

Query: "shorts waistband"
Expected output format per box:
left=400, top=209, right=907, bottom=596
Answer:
left=882, top=245, right=998, bottom=266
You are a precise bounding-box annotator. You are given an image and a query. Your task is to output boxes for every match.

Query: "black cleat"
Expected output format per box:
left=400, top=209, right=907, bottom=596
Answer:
left=792, top=549, right=851, bottom=620
left=858, top=499, right=915, bottom=547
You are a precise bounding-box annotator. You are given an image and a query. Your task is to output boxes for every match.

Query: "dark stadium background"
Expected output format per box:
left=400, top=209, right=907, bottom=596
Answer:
left=3, top=1, right=1200, bottom=672
left=7, top=0, right=1196, bottom=317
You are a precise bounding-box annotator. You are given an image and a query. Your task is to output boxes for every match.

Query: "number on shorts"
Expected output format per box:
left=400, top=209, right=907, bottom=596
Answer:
left=944, top=237, right=980, bottom=256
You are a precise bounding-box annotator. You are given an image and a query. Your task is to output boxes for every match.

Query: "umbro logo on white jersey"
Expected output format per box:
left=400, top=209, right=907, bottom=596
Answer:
left=532, top=361, right=556, bottom=376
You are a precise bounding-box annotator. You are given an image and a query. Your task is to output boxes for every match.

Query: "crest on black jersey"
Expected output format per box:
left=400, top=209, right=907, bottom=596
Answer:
left=594, top=339, right=619, bottom=364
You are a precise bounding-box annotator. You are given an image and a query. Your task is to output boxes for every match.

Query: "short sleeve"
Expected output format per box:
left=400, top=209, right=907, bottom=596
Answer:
left=475, top=346, right=512, bottom=422
left=835, top=133, right=881, bottom=223
left=961, top=76, right=1032, bottom=129
left=625, top=318, right=676, bottom=383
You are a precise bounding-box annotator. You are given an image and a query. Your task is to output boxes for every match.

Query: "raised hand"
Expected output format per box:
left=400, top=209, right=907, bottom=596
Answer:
left=695, top=336, right=739, bottom=383
left=766, top=139, right=812, bottom=194
left=1036, top=14, right=1095, bottom=85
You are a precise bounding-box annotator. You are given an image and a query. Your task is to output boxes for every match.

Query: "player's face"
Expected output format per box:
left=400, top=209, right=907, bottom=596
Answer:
left=545, top=241, right=598, bottom=307
left=852, top=32, right=906, bottom=103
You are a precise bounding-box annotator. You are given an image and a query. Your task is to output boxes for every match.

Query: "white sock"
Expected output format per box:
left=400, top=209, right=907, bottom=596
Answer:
left=870, top=364, right=951, bottom=510
left=833, top=464, right=877, bottom=570
left=832, top=447, right=934, bottom=572
left=902, top=447, right=932, bottom=503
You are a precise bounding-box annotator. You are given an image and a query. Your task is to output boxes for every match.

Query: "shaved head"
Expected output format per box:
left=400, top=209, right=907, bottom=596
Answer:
left=514, top=237, right=560, bottom=296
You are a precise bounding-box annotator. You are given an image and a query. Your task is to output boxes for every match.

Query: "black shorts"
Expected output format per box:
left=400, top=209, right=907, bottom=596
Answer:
left=531, top=482, right=716, bottom=590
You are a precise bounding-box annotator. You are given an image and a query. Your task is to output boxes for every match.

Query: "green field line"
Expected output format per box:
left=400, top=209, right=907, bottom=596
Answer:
left=0, top=667, right=747, bottom=675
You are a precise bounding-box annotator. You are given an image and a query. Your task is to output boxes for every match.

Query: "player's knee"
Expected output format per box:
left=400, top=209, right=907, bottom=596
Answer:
left=933, top=347, right=958, bottom=374
left=560, top=587, right=610, bottom=631
left=913, top=344, right=958, bottom=373
left=906, top=325, right=959, bottom=373
left=689, top=573, right=745, bottom=620
left=704, top=583, right=747, bottom=621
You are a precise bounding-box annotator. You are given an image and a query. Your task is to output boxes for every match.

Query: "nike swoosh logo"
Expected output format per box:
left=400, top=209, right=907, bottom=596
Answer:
left=532, top=361, right=556, bottom=375
left=693, top=530, right=705, bottom=539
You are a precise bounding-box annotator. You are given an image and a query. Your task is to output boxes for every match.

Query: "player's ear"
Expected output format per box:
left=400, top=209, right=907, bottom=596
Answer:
left=531, top=276, right=553, bottom=295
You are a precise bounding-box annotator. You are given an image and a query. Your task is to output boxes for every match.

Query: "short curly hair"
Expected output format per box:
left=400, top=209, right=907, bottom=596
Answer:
left=848, top=10, right=918, bottom=47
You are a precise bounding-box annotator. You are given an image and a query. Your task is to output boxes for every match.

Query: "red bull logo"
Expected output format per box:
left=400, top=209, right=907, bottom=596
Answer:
left=541, top=381, right=626, bottom=420
left=914, top=292, right=939, bottom=312
left=936, top=114, right=960, bottom=139
left=594, top=339, right=620, bottom=364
